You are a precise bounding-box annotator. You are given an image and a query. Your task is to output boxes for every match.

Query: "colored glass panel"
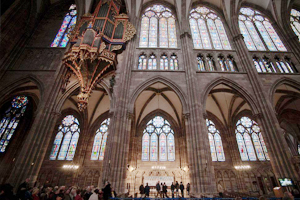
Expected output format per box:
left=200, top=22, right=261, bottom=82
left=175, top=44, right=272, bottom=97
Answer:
left=99, top=132, right=108, bottom=160
left=50, top=132, right=63, bottom=160
left=252, top=133, right=265, bottom=161
left=159, top=18, right=168, bottom=47
left=189, top=18, right=202, bottom=48
left=149, top=17, right=158, bottom=47
left=239, top=21, right=256, bottom=50
left=142, top=133, right=150, bottom=161
left=215, top=133, right=225, bottom=161
left=91, top=132, right=102, bottom=160
left=58, top=132, right=72, bottom=160
left=197, top=56, right=205, bottom=71
left=255, top=21, right=277, bottom=51
left=167, top=133, right=175, bottom=161
left=208, top=133, right=217, bottom=161
left=207, top=19, right=222, bottom=49
left=245, top=21, right=265, bottom=51
left=168, top=18, right=177, bottom=47
left=259, top=133, right=270, bottom=160
left=215, top=19, right=231, bottom=49
left=198, top=19, right=212, bottom=49
left=236, top=133, right=249, bottom=161
left=66, top=132, right=79, bottom=160
left=0, top=96, right=28, bottom=153
left=159, top=133, right=167, bottom=161
left=263, top=21, right=287, bottom=51
left=150, top=134, right=158, bottom=161
left=51, top=5, right=77, bottom=47
left=140, top=17, right=150, bottom=47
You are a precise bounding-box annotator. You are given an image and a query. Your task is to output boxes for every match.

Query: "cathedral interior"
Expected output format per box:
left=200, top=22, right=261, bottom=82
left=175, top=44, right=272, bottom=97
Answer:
left=1, top=0, right=300, bottom=197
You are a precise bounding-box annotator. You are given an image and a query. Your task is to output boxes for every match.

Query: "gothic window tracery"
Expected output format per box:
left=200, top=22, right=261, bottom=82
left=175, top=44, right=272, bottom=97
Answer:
left=239, top=7, right=286, bottom=51
left=138, top=53, right=179, bottom=70
left=290, top=9, right=300, bottom=42
left=138, top=54, right=147, bottom=70
left=91, top=118, right=110, bottom=160
left=139, top=5, right=177, bottom=48
left=51, top=4, right=77, bottom=47
left=50, top=115, right=80, bottom=160
left=206, top=119, right=225, bottom=161
left=0, top=96, right=28, bottom=153
left=142, top=116, right=175, bottom=161
left=235, top=116, right=269, bottom=161
left=189, top=6, right=231, bottom=50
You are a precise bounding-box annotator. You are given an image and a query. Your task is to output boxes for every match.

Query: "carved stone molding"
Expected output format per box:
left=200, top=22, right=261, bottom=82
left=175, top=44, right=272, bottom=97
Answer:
left=180, top=32, right=191, bottom=39
left=183, top=113, right=190, bottom=120
left=126, top=111, right=134, bottom=120
left=233, top=34, right=244, bottom=42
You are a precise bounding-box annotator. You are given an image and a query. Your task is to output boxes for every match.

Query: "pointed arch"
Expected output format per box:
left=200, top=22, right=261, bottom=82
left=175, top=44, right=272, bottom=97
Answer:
left=202, top=77, right=260, bottom=115
left=129, top=76, right=188, bottom=115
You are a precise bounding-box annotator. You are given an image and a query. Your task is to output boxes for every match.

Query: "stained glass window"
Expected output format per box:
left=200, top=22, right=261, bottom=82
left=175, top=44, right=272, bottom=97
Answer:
left=142, top=116, right=175, bottom=161
left=189, top=6, right=231, bottom=50
left=139, top=5, right=177, bottom=48
left=91, top=118, right=110, bottom=160
left=239, top=7, right=287, bottom=51
left=298, top=144, right=300, bottom=155
left=227, top=56, right=237, bottom=72
left=206, top=119, right=225, bottom=161
left=253, top=56, right=295, bottom=73
left=160, top=54, right=168, bottom=70
left=197, top=55, right=206, bottom=71
left=138, top=54, right=147, bottom=69
left=0, top=96, right=28, bottom=153
left=50, top=115, right=80, bottom=160
left=170, top=54, right=178, bottom=70
left=207, top=55, right=215, bottom=71
left=148, top=54, right=157, bottom=70
left=290, top=9, right=300, bottom=42
left=51, top=4, right=77, bottom=47
left=235, top=116, right=270, bottom=161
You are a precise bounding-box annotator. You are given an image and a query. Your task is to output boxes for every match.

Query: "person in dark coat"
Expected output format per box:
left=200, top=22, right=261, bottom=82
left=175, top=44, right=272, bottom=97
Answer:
left=102, top=182, right=112, bottom=200
left=163, top=183, right=168, bottom=198
left=155, top=182, right=160, bottom=198
left=179, top=182, right=184, bottom=197
left=144, top=183, right=150, bottom=198
left=171, top=182, right=175, bottom=198
left=139, top=184, right=145, bottom=198
left=186, top=183, right=190, bottom=196
left=17, top=178, right=30, bottom=200
left=175, top=181, right=179, bottom=197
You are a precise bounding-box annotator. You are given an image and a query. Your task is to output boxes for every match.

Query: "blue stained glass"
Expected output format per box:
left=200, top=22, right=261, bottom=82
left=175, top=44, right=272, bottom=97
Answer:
left=58, top=132, right=71, bottom=160
left=150, top=134, right=158, bottom=161
left=66, top=132, right=79, bottom=160
left=142, top=133, right=150, bottom=161
left=167, top=133, right=175, bottom=161
left=149, top=17, right=158, bottom=47
left=51, top=5, right=77, bottom=47
left=206, top=119, right=225, bottom=162
left=236, top=133, right=249, bottom=161
left=252, top=133, right=265, bottom=161
left=50, top=132, right=63, bottom=160
left=168, top=18, right=177, bottom=48
left=140, top=17, right=150, bottom=47
left=159, top=133, right=167, bottom=161
left=159, top=18, right=168, bottom=48
left=263, top=21, right=287, bottom=51
left=208, top=133, right=217, bottom=161
left=215, top=19, right=231, bottom=49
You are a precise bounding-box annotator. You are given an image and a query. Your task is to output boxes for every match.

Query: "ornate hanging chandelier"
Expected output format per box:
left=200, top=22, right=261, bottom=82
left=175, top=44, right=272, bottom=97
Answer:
left=63, top=0, right=136, bottom=111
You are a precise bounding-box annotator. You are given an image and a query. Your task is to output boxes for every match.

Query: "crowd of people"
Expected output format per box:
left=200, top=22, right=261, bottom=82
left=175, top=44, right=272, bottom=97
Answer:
left=0, top=178, right=115, bottom=200
left=139, top=182, right=190, bottom=198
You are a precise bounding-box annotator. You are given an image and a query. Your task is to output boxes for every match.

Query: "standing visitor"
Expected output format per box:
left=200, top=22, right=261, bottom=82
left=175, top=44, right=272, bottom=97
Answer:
left=171, top=182, right=175, bottom=198
left=75, top=189, right=83, bottom=200
left=84, top=186, right=92, bottom=200
left=160, top=183, right=163, bottom=198
left=180, top=182, right=184, bottom=197
left=155, top=182, right=160, bottom=198
left=163, top=183, right=168, bottom=198
left=17, top=178, right=30, bottom=200
left=102, top=182, right=112, bottom=200
left=89, top=189, right=99, bottom=200
left=32, top=188, right=40, bottom=200
left=139, top=184, right=145, bottom=198
left=144, top=183, right=150, bottom=197
left=175, top=181, right=179, bottom=197
left=186, top=183, right=190, bottom=196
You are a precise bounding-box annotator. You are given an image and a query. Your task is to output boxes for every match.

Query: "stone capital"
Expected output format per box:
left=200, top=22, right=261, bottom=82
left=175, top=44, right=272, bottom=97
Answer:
left=233, top=34, right=244, bottom=42
left=183, top=113, right=190, bottom=120
left=180, top=31, right=192, bottom=39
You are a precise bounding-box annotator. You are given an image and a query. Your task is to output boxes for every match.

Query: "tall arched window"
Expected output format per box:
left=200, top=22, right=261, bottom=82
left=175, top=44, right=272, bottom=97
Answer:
left=290, top=9, right=300, bottom=41
left=91, top=118, right=110, bottom=160
left=142, top=116, right=175, bottom=161
left=189, top=6, right=231, bottom=50
left=170, top=54, right=179, bottom=70
left=160, top=54, right=168, bottom=70
left=206, top=119, right=225, bottom=161
left=148, top=54, right=157, bottom=70
left=50, top=115, right=80, bottom=160
left=139, top=5, right=177, bottom=48
left=0, top=96, right=28, bottom=153
left=235, top=116, right=269, bottom=161
left=239, top=7, right=286, bottom=51
left=51, top=4, right=77, bottom=47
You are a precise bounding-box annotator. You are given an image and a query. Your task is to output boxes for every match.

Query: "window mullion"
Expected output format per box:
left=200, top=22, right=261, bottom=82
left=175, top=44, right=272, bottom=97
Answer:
left=204, top=18, right=213, bottom=49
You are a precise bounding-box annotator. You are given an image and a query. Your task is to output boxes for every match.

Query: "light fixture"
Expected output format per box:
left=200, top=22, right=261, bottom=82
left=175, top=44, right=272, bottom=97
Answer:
left=151, top=166, right=166, bottom=169
left=62, top=165, right=79, bottom=170
left=234, top=165, right=251, bottom=170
